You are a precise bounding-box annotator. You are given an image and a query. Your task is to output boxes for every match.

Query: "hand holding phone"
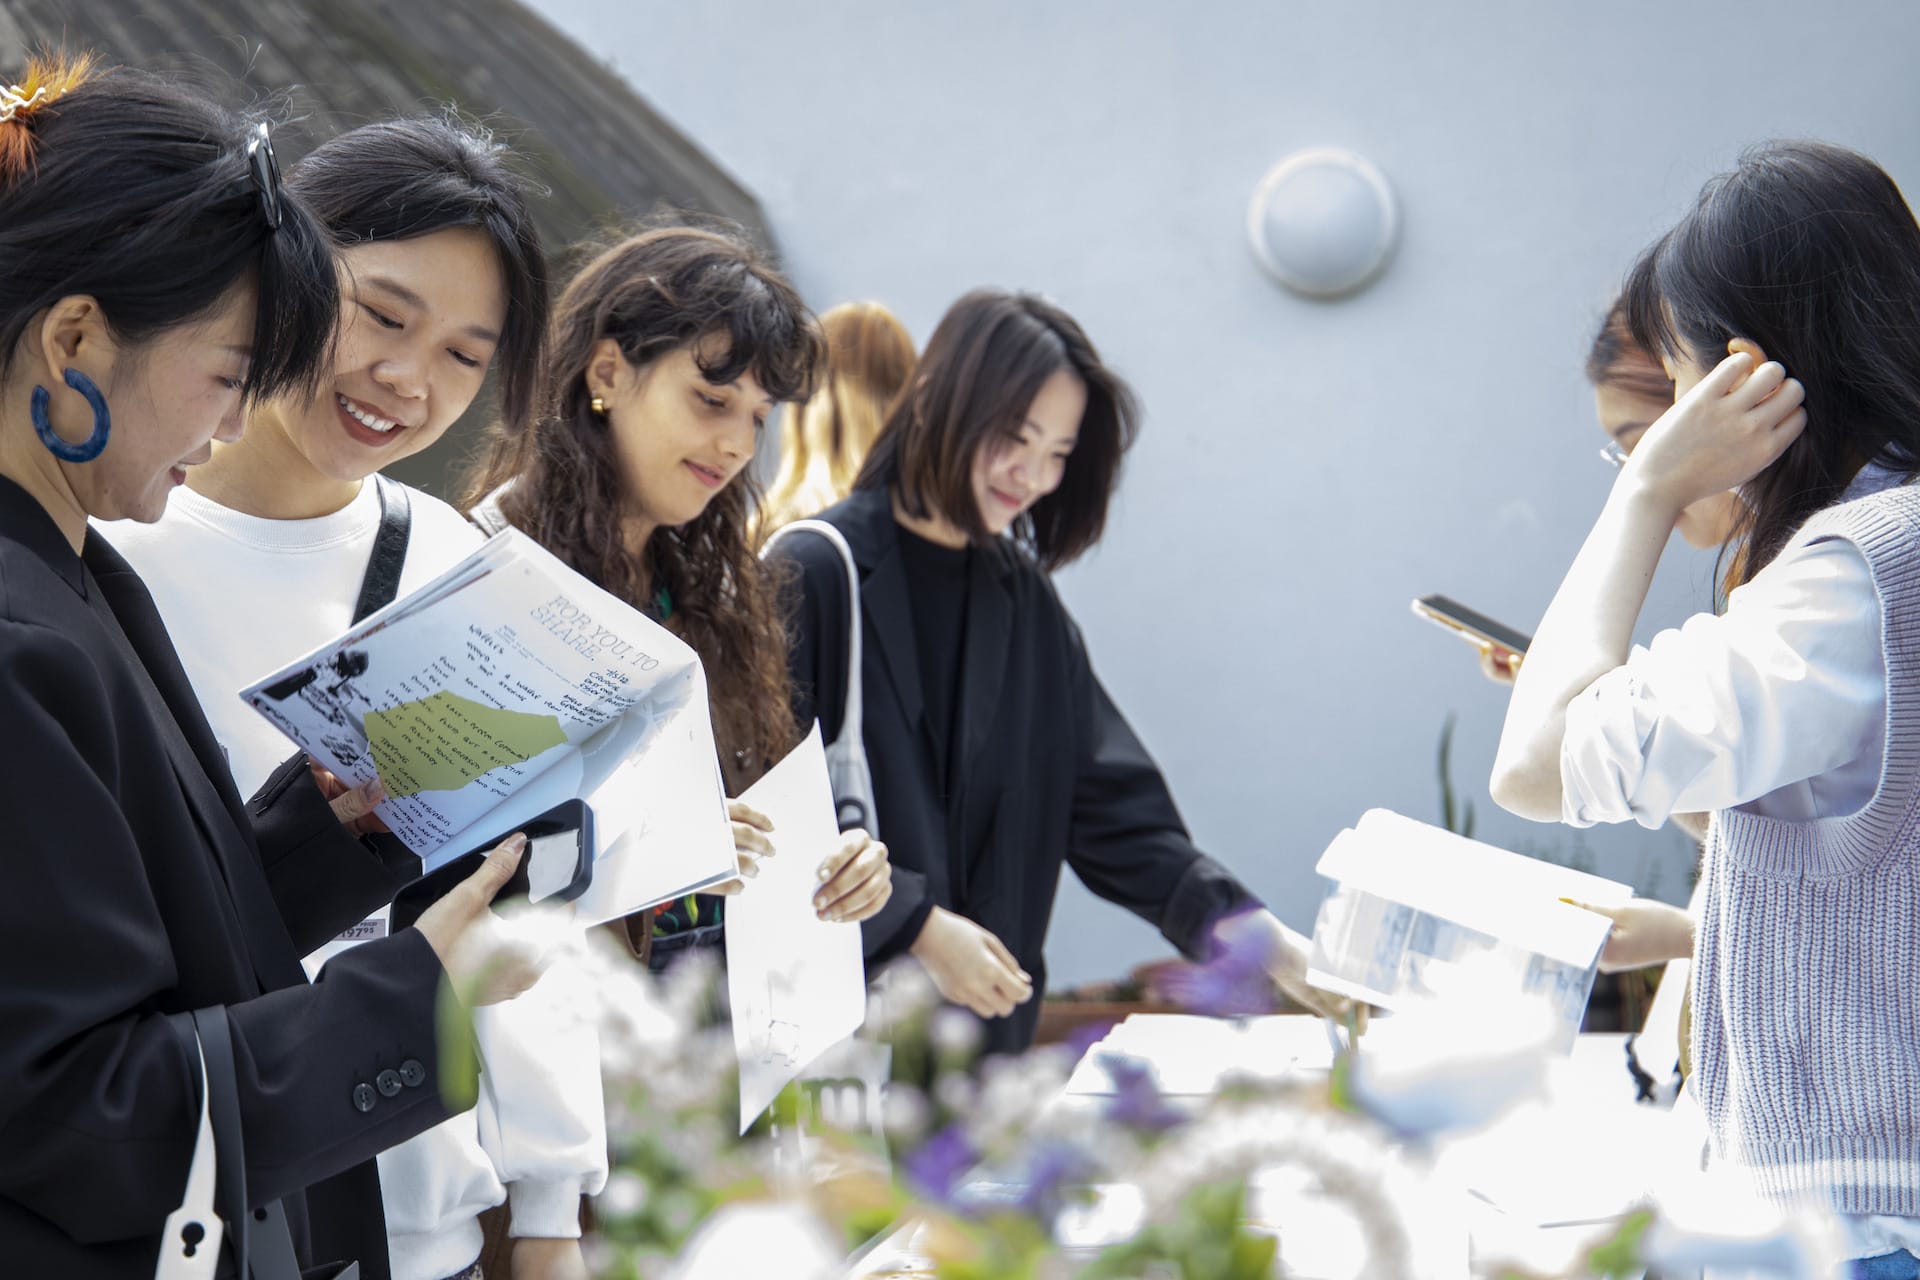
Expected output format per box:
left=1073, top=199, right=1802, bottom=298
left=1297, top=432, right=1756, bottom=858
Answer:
left=1411, top=595, right=1531, bottom=685
left=392, top=798, right=595, bottom=933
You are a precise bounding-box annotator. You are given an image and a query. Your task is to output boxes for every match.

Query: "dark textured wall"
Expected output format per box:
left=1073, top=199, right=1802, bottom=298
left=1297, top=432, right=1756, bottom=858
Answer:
left=0, top=0, right=769, bottom=496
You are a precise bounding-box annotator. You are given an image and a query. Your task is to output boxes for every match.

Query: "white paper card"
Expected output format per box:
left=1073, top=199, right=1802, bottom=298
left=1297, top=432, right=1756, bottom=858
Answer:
left=727, top=725, right=868, bottom=1132
left=526, top=830, right=577, bottom=903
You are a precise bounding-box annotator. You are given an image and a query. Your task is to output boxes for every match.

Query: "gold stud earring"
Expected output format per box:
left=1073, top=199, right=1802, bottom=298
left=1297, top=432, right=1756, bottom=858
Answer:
left=589, top=395, right=607, bottom=416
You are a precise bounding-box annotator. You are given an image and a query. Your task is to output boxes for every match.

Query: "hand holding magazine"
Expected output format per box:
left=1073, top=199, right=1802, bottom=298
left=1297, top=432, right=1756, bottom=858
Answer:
left=239, top=527, right=736, bottom=925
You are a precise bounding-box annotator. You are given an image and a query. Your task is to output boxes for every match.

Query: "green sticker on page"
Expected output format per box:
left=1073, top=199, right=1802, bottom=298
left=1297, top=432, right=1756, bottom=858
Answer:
left=364, top=690, right=567, bottom=797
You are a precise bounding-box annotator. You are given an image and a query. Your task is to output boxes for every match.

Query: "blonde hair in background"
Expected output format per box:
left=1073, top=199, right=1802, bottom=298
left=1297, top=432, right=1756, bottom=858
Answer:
left=761, top=301, right=915, bottom=532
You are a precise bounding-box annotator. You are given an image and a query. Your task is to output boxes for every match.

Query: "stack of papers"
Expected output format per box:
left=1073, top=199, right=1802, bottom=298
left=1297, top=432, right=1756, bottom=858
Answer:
left=240, top=527, right=736, bottom=925
left=1308, top=810, right=1632, bottom=1050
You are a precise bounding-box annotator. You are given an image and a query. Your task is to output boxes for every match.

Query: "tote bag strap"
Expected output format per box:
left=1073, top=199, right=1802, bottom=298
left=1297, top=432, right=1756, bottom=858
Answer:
left=762, top=520, right=865, bottom=750
left=159, top=1009, right=306, bottom=1280
left=157, top=1016, right=224, bottom=1280
left=351, top=475, right=413, bottom=626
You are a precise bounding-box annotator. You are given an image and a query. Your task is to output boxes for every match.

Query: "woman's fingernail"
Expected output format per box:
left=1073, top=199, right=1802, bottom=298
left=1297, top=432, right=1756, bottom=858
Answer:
left=818, top=863, right=834, bottom=882
left=364, top=778, right=387, bottom=805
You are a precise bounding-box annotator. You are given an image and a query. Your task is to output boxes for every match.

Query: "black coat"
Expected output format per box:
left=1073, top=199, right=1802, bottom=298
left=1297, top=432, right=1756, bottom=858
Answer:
left=0, top=478, right=452, bottom=1278
left=777, top=487, right=1258, bottom=1052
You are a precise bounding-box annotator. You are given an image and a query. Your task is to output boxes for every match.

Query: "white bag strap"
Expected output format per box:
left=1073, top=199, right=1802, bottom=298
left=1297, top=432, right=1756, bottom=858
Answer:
left=763, top=520, right=864, bottom=749
left=156, top=1029, right=225, bottom=1280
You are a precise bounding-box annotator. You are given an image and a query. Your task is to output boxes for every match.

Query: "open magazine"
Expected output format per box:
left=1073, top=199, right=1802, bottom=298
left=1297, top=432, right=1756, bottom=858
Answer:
left=238, top=527, right=736, bottom=925
left=1308, top=810, right=1633, bottom=1050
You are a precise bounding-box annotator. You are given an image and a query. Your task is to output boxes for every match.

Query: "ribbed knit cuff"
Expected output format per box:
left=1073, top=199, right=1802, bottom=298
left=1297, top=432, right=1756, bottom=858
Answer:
left=508, top=1178, right=586, bottom=1239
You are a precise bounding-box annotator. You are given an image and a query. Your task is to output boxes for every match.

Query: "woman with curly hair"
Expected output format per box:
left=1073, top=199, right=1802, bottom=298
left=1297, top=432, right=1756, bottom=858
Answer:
left=464, top=224, right=893, bottom=963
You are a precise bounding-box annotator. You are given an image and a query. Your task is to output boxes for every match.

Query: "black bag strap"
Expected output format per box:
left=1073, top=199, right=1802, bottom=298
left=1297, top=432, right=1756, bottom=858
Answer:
left=351, top=475, right=412, bottom=626
left=173, top=1007, right=305, bottom=1280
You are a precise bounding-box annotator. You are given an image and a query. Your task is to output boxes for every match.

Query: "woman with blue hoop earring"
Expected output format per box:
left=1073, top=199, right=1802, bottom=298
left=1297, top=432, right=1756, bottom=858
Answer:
left=0, top=56, right=547, bottom=1278
left=29, top=365, right=111, bottom=462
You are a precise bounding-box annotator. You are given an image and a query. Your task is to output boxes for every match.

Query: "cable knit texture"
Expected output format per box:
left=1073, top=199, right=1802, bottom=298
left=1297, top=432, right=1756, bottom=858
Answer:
left=1691, top=483, right=1920, bottom=1214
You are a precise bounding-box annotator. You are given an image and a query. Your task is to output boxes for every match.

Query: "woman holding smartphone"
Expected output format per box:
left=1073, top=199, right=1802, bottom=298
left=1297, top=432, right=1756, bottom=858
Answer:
left=1493, top=142, right=1920, bottom=1275
left=0, top=57, right=537, bottom=1277
left=462, top=224, right=894, bottom=962
left=775, top=288, right=1343, bottom=1054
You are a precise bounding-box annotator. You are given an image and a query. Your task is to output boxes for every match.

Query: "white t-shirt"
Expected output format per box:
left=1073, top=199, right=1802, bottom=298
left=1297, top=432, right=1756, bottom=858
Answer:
left=100, top=480, right=606, bottom=1279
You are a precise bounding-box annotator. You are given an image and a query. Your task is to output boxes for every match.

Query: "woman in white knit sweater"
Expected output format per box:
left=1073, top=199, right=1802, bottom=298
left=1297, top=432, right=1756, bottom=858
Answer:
left=1492, top=141, right=1920, bottom=1278
left=104, top=118, right=600, bottom=1280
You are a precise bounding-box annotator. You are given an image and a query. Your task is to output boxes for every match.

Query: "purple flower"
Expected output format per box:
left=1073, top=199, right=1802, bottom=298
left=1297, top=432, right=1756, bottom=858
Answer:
left=904, top=1124, right=978, bottom=1206
left=1099, top=1054, right=1183, bottom=1133
left=1012, top=1140, right=1094, bottom=1218
left=1159, top=912, right=1277, bottom=1018
left=1064, top=1018, right=1120, bottom=1061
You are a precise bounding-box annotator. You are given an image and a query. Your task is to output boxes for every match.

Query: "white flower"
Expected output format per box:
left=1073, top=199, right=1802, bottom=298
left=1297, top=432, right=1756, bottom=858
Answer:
left=665, top=1202, right=842, bottom=1280
left=882, top=1083, right=932, bottom=1142
left=599, top=1171, right=648, bottom=1218
left=928, top=1006, right=984, bottom=1057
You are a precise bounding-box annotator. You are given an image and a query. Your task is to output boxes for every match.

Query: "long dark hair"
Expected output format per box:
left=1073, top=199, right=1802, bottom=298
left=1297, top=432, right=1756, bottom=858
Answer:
left=857, top=289, right=1138, bottom=571
left=1625, top=140, right=1920, bottom=591
left=286, top=115, right=549, bottom=430
left=462, top=224, right=824, bottom=788
left=0, top=54, right=337, bottom=406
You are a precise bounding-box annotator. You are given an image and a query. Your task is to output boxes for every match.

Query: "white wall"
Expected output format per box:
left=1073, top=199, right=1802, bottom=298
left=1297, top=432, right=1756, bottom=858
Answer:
left=532, top=0, right=1920, bottom=987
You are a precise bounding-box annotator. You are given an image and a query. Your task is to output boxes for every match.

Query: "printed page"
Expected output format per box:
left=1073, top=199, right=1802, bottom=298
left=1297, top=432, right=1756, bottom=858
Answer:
left=726, top=725, right=869, bottom=1132
left=238, top=529, right=709, bottom=863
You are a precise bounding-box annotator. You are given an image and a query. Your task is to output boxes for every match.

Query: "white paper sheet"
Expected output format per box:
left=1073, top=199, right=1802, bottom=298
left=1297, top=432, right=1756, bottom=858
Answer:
left=726, top=725, right=868, bottom=1132
left=1063, top=1014, right=1337, bottom=1096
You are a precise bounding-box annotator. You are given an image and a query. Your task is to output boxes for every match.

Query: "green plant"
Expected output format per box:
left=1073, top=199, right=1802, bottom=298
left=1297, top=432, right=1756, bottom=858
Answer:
left=1437, top=712, right=1476, bottom=839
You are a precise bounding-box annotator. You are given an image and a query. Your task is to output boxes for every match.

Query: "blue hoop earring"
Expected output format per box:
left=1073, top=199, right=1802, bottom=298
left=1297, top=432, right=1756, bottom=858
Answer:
left=29, top=368, right=111, bottom=464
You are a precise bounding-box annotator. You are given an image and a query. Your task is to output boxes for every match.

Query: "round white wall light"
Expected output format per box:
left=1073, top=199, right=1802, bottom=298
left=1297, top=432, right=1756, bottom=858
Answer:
left=1246, top=147, right=1399, bottom=299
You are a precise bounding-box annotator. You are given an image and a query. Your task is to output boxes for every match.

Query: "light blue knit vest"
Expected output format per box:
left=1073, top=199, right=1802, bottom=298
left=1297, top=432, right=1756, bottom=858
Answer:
left=1690, top=482, right=1920, bottom=1215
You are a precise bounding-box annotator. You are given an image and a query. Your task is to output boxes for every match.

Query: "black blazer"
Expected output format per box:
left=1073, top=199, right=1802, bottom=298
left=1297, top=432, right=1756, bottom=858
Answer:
left=0, top=479, right=452, bottom=1279
left=778, top=487, right=1258, bottom=1052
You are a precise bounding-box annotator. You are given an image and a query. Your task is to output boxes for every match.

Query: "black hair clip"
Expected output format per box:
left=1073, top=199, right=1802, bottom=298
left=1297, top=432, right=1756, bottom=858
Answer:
left=245, top=121, right=283, bottom=231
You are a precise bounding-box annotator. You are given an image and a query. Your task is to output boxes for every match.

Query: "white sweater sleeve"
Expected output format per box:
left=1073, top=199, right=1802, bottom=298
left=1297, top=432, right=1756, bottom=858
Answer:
left=471, top=955, right=608, bottom=1238
left=1560, top=536, right=1886, bottom=829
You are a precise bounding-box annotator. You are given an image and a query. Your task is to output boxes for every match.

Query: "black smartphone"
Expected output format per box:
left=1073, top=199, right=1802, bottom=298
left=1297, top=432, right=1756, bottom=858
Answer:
left=390, top=798, right=595, bottom=933
left=1410, top=594, right=1533, bottom=655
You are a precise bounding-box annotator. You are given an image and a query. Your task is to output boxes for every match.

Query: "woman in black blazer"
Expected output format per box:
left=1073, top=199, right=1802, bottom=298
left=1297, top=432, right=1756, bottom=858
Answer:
left=0, top=60, right=535, bottom=1277
left=778, top=289, right=1344, bottom=1054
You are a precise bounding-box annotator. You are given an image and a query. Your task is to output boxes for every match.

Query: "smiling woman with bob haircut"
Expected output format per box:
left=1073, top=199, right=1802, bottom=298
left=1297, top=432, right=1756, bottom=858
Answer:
left=775, top=288, right=1346, bottom=1055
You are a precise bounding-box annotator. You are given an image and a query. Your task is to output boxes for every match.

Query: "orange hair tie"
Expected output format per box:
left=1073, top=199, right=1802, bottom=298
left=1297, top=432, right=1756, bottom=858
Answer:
left=0, top=51, right=100, bottom=186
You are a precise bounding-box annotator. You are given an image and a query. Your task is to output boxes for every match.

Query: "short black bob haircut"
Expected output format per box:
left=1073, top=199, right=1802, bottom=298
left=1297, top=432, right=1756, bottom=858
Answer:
left=285, top=115, right=549, bottom=434
left=1624, top=139, right=1920, bottom=590
left=0, top=57, right=337, bottom=406
left=856, top=289, right=1138, bottom=570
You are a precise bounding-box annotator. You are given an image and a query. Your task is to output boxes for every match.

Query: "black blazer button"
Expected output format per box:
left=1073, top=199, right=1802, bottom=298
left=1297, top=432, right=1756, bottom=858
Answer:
left=376, top=1069, right=403, bottom=1098
left=352, top=1083, right=378, bottom=1113
left=398, top=1059, right=427, bottom=1088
